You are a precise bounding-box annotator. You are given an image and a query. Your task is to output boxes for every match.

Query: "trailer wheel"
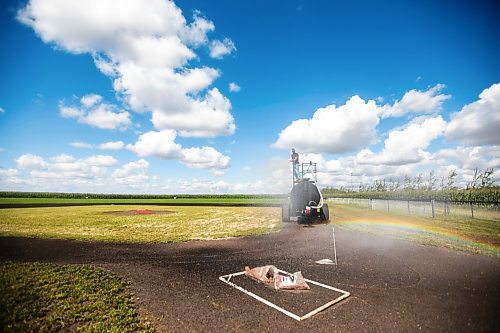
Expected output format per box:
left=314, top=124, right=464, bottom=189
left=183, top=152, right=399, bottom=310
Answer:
left=320, top=203, right=330, bottom=221
left=282, top=201, right=291, bottom=222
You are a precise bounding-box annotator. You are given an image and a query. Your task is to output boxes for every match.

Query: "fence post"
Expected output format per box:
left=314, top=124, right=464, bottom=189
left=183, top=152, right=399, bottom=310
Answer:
left=387, top=199, right=390, bottom=212
left=431, top=199, right=435, bottom=219
left=470, top=202, right=474, bottom=219
left=369, top=198, right=373, bottom=210
left=407, top=200, right=410, bottom=214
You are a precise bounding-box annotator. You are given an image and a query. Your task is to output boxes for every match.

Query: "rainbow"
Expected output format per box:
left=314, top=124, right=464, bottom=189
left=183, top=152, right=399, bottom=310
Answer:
left=336, top=219, right=500, bottom=257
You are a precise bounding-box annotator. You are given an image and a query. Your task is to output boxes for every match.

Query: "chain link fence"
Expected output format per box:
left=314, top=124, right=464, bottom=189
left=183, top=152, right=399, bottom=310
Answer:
left=328, top=197, right=500, bottom=220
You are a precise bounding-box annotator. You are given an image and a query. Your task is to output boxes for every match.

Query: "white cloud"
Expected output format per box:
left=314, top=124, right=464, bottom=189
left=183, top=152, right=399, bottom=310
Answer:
left=126, top=130, right=182, bottom=159
left=433, top=146, right=500, bottom=171
left=445, top=82, right=500, bottom=146
left=19, top=0, right=236, bottom=138
left=0, top=168, right=25, bottom=187
left=60, top=94, right=131, bottom=130
left=14, top=153, right=118, bottom=183
left=71, top=141, right=94, bottom=149
left=357, top=116, right=447, bottom=166
left=229, top=82, right=241, bottom=92
left=3, top=153, right=161, bottom=193
left=273, top=95, right=381, bottom=154
left=180, top=11, right=215, bottom=46
left=112, top=159, right=149, bottom=184
left=175, top=178, right=268, bottom=194
left=180, top=146, right=230, bottom=169
left=84, top=155, right=118, bottom=167
left=81, top=94, right=102, bottom=107
left=0, top=107, right=5, bottom=113
left=382, top=84, right=451, bottom=118
left=127, top=130, right=230, bottom=170
left=50, top=154, right=76, bottom=163
left=16, top=154, right=48, bottom=169
left=274, top=85, right=453, bottom=155
left=151, top=88, right=235, bottom=138
left=98, top=141, right=125, bottom=150
left=209, top=38, right=236, bottom=59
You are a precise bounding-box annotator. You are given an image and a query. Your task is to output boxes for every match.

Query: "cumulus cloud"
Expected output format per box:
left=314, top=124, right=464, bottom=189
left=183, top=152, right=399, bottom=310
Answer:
left=150, top=87, right=235, bottom=138
left=3, top=153, right=162, bottom=193
left=60, top=94, right=131, bottom=130
left=274, top=85, right=453, bottom=155
left=16, top=154, right=48, bottom=169
left=273, top=95, right=381, bottom=154
left=180, top=147, right=230, bottom=169
left=229, top=82, right=241, bottom=93
left=19, top=0, right=236, bottom=138
left=98, top=141, right=125, bottom=150
left=445, top=82, right=500, bottom=146
left=175, top=178, right=267, bottom=194
left=209, top=38, right=236, bottom=59
left=433, top=145, right=500, bottom=171
left=126, top=130, right=230, bottom=171
left=357, top=116, right=447, bottom=166
left=382, top=84, right=451, bottom=118
left=112, top=159, right=149, bottom=184
left=126, top=130, right=182, bottom=159
left=71, top=141, right=94, bottom=149
left=15, top=153, right=118, bottom=181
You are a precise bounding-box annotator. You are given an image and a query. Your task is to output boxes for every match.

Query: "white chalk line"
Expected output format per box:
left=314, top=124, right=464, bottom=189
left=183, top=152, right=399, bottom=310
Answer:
left=219, top=268, right=350, bottom=321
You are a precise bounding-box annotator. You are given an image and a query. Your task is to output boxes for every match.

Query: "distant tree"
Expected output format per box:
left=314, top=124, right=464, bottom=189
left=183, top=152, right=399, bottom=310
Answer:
left=447, top=169, right=458, bottom=189
left=480, top=168, right=495, bottom=188
left=374, top=179, right=387, bottom=192
left=467, top=168, right=481, bottom=189
left=414, top=173, right=423, bottom=190
left=427, top=170, right=437, bottom=191
left=404, top=174, right=413, bottom=190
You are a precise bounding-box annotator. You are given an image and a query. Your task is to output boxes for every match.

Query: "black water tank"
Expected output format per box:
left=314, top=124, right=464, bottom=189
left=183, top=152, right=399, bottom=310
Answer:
left=290, top=180, right=321, bottom=211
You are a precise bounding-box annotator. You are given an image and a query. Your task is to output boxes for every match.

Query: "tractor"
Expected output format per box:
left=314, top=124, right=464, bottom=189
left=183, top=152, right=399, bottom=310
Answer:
left=282, top=162, right=329, bottom=223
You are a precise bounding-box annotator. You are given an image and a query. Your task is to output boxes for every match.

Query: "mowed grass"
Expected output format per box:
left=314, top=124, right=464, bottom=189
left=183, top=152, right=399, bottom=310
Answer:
left=0, top=261, right=153, bottom=332
left=330, top=201, right=500, bottom=258
left=0, top=205, right=281, bottom=243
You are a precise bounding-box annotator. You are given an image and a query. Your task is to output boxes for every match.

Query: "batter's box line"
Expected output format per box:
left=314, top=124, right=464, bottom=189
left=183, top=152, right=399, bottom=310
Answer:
left=219, top=268, right=350, bottom=321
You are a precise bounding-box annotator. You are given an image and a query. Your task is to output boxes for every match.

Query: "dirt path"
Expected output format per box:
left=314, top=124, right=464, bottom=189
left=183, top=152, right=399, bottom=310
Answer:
left=1, top=223, right=499, bottom=332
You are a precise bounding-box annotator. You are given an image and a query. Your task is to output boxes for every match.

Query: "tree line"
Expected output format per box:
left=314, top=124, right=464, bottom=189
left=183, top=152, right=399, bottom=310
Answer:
left=0, top=192, right=287, bottom=200
left=322, top=168, right=499, bottom=204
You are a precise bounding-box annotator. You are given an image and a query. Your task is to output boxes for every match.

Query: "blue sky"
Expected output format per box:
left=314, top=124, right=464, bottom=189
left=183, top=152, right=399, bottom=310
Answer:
left=1, top=0, right=499, bottom=194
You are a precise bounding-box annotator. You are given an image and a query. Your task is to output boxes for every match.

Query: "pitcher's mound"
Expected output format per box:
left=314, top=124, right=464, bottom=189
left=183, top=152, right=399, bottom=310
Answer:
left=105, top=209, right=174, bottom=215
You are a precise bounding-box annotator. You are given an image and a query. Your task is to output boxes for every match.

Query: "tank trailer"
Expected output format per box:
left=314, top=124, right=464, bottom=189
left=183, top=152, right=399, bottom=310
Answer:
left=282, top=162, right=329, bottom=223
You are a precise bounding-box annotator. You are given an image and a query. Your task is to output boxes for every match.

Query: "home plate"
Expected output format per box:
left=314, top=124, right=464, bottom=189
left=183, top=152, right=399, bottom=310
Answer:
left=315, top=258, right=336, bottom=265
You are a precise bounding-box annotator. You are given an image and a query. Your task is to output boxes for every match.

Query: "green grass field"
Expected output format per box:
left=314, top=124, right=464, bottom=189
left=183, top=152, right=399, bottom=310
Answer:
left=0, top=261, right=153, bottom=332
left=0, top=205, right=281, bottom=243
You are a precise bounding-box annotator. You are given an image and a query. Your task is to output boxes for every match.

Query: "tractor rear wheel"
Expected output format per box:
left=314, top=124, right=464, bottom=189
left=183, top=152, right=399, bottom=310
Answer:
left=320, top=203, right=330, bottom=221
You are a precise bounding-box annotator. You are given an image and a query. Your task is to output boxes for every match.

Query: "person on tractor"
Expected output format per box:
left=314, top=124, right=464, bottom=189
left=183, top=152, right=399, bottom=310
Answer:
left=290, top=148, right=300, bottom=180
